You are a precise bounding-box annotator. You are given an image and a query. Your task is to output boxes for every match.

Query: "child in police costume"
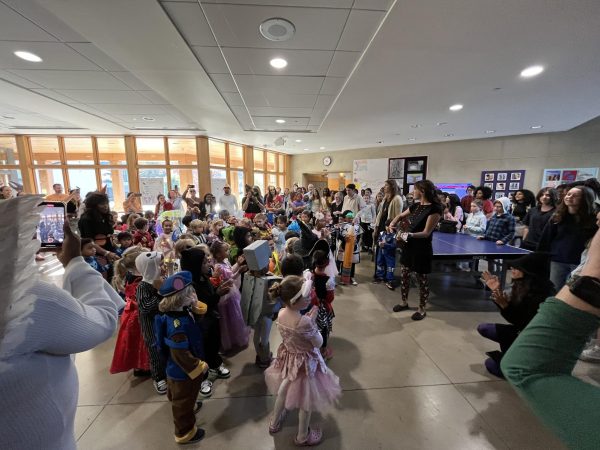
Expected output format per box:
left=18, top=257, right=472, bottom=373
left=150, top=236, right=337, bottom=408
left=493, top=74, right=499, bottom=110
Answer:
left=154, top=271, right=210, bottom=445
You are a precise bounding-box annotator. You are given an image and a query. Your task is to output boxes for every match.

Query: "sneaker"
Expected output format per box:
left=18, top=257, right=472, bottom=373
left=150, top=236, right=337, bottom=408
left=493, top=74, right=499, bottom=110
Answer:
left=208, top=363, right=231, bottom=379
left=179, top=427, right=205, bottom=445
left=580, top=345, right=600, bottom=362
left=154, top=379, right=168, bottom=395
left=199, top=380, right=213, bottom=398
left=255, top=353, right=273, bottom=369
left=351, top=278, right=358, bottom=286
left=385, top=281, right=395, bottom=291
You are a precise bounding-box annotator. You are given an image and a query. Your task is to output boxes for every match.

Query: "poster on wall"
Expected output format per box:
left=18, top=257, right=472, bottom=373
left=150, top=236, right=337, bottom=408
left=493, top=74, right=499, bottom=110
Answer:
left=352, top=158, right=390, bottom=191
left=388, top=158, right=404, bottom=179
left=542, top=167, right=599, bottom=187
left=480, top=170, right=526, bottom=199
left=140, top=178, right=166, bottom=207
left=403, top=156, right=428, bottom=195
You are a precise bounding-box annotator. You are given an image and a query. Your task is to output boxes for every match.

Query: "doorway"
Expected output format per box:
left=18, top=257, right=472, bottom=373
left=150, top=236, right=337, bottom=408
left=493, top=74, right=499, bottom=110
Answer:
left=303, top=172, right=351, bottom=192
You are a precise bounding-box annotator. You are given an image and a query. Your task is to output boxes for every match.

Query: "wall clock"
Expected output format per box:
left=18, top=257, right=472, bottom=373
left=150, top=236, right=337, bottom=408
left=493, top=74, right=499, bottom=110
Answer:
left=323, top=156, right=332, bottom=166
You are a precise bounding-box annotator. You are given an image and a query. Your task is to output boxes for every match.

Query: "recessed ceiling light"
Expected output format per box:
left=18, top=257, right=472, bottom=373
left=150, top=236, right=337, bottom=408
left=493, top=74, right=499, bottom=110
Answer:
left=142, top=117, right=155, bottom=121
left=14, top=51, right=42, bottom=62
left=270, top=58, right=288, bottom=69
left=320, top=146, right=325, bottom=150
left=444, top=133, right=454, bottom=137
left=520, top=65, right=544, bottom=78
left=295, top=139, right=302, bottom=143
left=275, top=119, right=286, bottom=124
left=436, top=122, right=448, bottom=126
left=303, top=148, right=309, bottom=151
left=530, top=125, right=543, bottom=129
left=449, top=104, right=463, bottom=112
left=408, top=138, right=416, bottom=141
left=485, top=130, right=496, bottom=134
left=260, top=18, right=296, bottom=42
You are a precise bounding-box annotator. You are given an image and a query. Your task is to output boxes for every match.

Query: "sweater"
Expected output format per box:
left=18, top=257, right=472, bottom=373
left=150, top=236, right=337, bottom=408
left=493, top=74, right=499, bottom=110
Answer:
left=464, top=211, right=487, bottom=236
left=537, top=215, right=597, bottom=264
left=0, top=257, right=123, bottom=450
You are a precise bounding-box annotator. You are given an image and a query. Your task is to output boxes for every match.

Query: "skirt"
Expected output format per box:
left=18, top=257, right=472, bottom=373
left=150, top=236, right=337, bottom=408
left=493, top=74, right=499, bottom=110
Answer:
left=110, top=299, right=150, bottom=373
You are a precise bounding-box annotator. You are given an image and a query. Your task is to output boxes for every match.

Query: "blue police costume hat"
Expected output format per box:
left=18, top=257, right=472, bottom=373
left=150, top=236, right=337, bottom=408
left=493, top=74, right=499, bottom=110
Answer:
left=159, top=271, right=193, bottom=297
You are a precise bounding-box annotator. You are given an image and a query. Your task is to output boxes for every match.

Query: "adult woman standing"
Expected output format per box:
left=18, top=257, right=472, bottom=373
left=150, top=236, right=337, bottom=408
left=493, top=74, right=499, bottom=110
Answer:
left=389, top=180, right=443, bottom=320
left=154, top=193, right=173, bottom=218
left=330, top=191, right=344, bottom=224
left=309, top=188, right=325, bottom=214
left=474, top=186, right=494, bottom=219
left=78, top=192, right=119, bottom=264
left=122, top=192, right=143, bottom=214
left=202, top=193, right=217, bottom=218
left=538, top=185, right=598, bottom=288
left=168, top=188, right=184, bottom=212
left=322, top=187, right=333, bottom=209
left=373, top=180, right=403, bottom=246
left=242, top=185, right=265, bottom=219
left=265, top=185, right=283, bottom=213
left=511, top=189, right=536, bottom=223
left=520, top=187, right=558, bottom=250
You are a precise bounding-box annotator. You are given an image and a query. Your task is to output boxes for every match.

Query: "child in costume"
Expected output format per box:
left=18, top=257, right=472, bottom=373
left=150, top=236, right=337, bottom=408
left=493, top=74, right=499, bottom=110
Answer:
left=253, top=213, right=272, bottom=241
left=265, top=275, right=341, bottom=446
left=81, top=238, right=110, bottom=275
left=373, top=218, right=397, bottom=290
left=154, top=219, right=175, bottom=259
left=271, top=214, right=288, bottom=256
left=110, top=247, right=150, bottom=376
left=154, top=271, right=209, bottom=445
left=135, top=251, right=168, bottom=394
left=210, top=240, right=250, bottom=354
left=133, top=217, right=155, bottom=249
left=335, top=211, right=362, bottom=285
left=311, top=249, right=336, bottom=360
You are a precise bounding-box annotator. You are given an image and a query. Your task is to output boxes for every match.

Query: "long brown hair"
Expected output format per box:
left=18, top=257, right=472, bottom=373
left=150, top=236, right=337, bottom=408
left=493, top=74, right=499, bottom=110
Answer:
left=384, top=179, right=398, bottom=199
left=552, top=186, right=596, bottom=229
left=414, top=179, right=442, bottom=208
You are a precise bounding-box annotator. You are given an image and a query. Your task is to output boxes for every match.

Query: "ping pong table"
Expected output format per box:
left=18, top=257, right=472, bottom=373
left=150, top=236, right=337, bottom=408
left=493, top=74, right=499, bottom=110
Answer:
left=432, top=232, right=530, bottom=286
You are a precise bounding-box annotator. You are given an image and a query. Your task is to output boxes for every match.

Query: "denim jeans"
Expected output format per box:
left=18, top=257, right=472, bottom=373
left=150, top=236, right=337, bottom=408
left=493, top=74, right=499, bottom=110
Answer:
left=549, top=261, right=578, bottom=291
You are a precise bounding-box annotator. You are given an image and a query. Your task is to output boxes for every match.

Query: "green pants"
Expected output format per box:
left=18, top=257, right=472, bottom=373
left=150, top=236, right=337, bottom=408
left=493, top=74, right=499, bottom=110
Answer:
left=501, top=298, right=600, bottom=450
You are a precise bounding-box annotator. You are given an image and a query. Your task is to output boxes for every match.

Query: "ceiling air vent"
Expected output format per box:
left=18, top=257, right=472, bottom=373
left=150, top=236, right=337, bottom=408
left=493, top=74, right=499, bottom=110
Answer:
left=259, top=18, right=295, bottom=42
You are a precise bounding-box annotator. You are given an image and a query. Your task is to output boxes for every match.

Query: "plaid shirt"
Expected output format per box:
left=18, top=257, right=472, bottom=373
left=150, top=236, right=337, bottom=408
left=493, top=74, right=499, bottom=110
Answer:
left=484, top=213, right=515, bottom=244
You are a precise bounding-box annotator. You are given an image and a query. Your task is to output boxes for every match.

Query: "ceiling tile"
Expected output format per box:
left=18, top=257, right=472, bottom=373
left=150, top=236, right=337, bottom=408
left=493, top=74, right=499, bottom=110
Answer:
left=0, top=42, right=101, bottom=71
left=202, top=4, right=349, bottom=50
left=200, top=0, right=353, bottom=6
left=210, top=73, right=237, bottom=92
left=222, top=92, right=244, bottom=106
left=0, top=3, right=57, bottom=41
left=235, top=75, right=324, bottom=95
left=314, top=94, right=335, bottom=110
left=228, top=105, right=255, bottom=129
left=161, top=2, right=217, bottom=46
left=337, top=9, right=386, bottom=52
left=2, top=0, right=87, bottom=42
left=253, top=116, right=309, bottom=129
left=353, top=0, right=394, bottom=10
left=222, top=48, right=333, bottom=76
left=191, top=46, right=228, bottom=74
left=320, top=77, right=345, bottom=95
left=90, top=104, right=169, bottom=115
left=239, top=92, right=269, bottom=107
left=55, top=90, right=153, bottom=104
left=327, top=51, right=360, bottom=77
left=110, top=72, right=151, bottom=90
left=0, top=69, right=44, bottom=88
left=262, top=93, right=317, bottom=108
left=160, top=105, right=194, bottom=122
left=138, top=90, right=171, bottom=105
left=114, top=114, right=184, bottom=125
left=30, top=89, right=80, bottom=104
left=248, top=106, right=314, bottom=117
left=7, top=70, right=130, bottom=89
left=67, top=43, right=127, bottom=71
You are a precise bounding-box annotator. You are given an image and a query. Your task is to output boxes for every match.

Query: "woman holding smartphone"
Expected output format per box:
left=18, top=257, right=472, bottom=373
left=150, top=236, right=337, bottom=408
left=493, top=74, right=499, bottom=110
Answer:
left=388, top=180, right=443, bottom=320
left=242, top=185, right=265, bottom=219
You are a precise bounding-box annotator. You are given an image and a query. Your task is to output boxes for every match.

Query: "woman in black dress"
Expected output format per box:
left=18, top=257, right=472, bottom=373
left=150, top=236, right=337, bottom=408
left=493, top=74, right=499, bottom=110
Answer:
left=388, top=180, right=443, bottom=320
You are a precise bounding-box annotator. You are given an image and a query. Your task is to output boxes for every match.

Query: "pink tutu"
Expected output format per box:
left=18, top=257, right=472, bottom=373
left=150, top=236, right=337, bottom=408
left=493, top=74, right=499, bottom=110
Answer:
left=265, top=315, right=341, bottom=412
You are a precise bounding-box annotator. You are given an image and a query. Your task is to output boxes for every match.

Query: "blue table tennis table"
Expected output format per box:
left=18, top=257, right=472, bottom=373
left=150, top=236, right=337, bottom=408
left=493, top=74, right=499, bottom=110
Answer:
left=432, top=232, right=530, bottom=286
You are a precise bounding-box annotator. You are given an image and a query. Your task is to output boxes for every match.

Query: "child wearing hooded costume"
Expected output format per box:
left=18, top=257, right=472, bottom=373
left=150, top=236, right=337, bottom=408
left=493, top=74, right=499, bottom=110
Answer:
left=135, top=251, right=168, bottom=394
left=477, top=252, right=555, bottom=378
left=154, top=271, right=209, bottom=445
left=334, top=210, right=363, bottom=285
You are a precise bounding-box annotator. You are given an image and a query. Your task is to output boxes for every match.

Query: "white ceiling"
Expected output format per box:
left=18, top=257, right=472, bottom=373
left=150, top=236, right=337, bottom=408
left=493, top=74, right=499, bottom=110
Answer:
left=0, top=0, right=599, bottom=154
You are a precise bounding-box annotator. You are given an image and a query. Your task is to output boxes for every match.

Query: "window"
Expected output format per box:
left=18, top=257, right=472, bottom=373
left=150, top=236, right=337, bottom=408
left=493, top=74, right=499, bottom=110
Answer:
left=229, top=144, right=244, bottom=169
left=209, top=140, right=226, bottom=167
left=253, top=149, right=264, bottom=170
left=278, top=154, right=285, bottom=172
left=97, top=137, right=126, bottom=165
left=101, top=168, right=129, bottom=212
left=168, top=138, right=197, bottom=165
left=170, top=168, right=198, bottom=192
left=35, top=168, right=64, bottom=195
left=136, top=137, right=166, bottom=165
left=278, top=175, right=285, bottom=189
left=267, top=173, right=277, bottom=187
left=254, top=171, right=265, bottom=194
left=229, top=170, right=244, bottom=201
left=0, top=136, right=19, bottom=165
left=0, top=168, right=22, bottom=193
left=64, top=137, right=94, bottom=165
left=266, top=152, right=276, bottom=172
left=30, top=137, right=61, bottom=165
left=68, top=168, right=97, bottom=196
left=139, top=168, right=168, bottom=211
left=210, top=168, right=227, bottom=196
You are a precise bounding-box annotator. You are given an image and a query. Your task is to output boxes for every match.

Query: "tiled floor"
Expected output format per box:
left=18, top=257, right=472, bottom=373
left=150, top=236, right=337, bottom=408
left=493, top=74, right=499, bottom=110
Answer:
left=39, top=256, right=597, bottom=449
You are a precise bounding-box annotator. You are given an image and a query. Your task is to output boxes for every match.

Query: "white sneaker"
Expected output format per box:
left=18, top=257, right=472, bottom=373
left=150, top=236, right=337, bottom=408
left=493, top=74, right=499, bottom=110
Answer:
left=580, top=345, right=600, bottom=362
left=208, top=363, right=231, bottom=379
left=199, top=379, right=213, bottom=398
left=153, top=379, right=168, bottom=395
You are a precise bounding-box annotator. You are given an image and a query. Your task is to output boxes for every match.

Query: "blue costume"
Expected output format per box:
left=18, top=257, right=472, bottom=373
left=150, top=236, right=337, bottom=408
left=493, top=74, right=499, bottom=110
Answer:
left=375, top=230, right=397, bottom=282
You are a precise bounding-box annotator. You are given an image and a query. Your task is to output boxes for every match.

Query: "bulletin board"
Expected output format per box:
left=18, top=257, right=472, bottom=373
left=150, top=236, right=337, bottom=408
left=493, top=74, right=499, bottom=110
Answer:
left=480, top=170, right=526, bottom=200
left=140, top=178, right=166, bottom=206
left=401, top=156, right=428, bottom=195
left=541, top=167, right=599, bottom=188
left=352, top=158, right=389, bottom=190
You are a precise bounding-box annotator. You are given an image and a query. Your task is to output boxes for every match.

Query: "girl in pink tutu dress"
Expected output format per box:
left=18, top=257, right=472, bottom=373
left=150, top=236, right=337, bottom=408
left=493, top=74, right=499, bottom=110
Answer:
left=265, top=275, right=341, bottom=446
left=210, top=240, right=250, bottom=354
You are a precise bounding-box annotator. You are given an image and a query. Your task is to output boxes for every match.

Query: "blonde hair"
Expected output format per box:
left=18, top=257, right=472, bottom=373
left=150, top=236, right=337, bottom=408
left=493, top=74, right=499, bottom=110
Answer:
left=210, top=219, right=224, bottom=233
left=268, top=275, right=304, bottom=306
left=112, top=247, right=147, bottom=292
left=285, top=237, right=299, bottom=254
left=159, top=285, right=196, bottom=313
left=174, top=238, right=195, bottom=259
left=190, top=219, right=207, bottom=229
left=126, top=214, right=140, bottom=229
left=254, top=213, right=267, bottom=222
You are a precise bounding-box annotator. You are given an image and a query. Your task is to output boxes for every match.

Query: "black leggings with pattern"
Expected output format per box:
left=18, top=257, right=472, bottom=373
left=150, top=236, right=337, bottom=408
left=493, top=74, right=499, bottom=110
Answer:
left=399, top=265, right=430, bottom=310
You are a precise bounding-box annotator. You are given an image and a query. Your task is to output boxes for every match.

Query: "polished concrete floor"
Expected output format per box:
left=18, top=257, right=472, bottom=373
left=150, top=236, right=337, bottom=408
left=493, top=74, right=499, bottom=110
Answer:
left=40, top=256, right=600, bottom=449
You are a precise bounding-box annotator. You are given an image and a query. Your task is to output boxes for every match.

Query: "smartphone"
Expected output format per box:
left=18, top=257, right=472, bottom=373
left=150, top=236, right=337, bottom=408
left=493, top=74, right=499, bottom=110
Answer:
left=38, top=201, right=66, bottom=248
left=188, top=184, right=195, bottom=189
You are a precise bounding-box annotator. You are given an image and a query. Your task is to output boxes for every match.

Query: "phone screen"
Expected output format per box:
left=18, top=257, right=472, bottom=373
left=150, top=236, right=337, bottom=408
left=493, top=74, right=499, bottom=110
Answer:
left=38, top=202, right=66, bottom=247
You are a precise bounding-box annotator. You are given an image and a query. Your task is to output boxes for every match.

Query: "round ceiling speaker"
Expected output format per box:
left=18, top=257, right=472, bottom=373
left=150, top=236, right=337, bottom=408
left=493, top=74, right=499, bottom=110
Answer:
left=259, top=18, right=295, bottom=42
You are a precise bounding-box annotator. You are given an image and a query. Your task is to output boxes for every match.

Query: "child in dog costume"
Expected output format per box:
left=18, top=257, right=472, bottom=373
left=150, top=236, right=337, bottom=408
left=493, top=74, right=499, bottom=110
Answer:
left=154, top=271, right=209, bottom=445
